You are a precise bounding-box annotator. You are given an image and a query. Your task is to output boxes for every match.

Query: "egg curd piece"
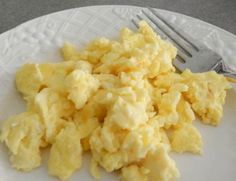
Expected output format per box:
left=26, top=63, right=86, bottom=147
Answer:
left=61, top=42, right=80, bottom=61
left=156, top=90, right=181, bottom=128
left=138, top=21, right=177, bottom=74
left=182, top=70, right=231, bottom=125
left=89, top=158, right=101, bottom=180
left=83, top=38, right=112, bottom=64
left=15, top=63, right=44, bottom=97
left=15, top=60, right=91, bottom=98
left=121, top=125, right=161, bottom=163
left=48, top=122, right=82, bottom=180
left=89, top=118, right=163, bottom=174
left=74, top=114, right=100, bottom=140
left=34, top=88, right=75, bottom=143
left=95, top=74, right=121, bottom=89
left=176, top=97, right=195, bottom=125
left=142, top=145, right=180, bottom=181
left=34, top=60, right=92, bottom=93
left=89, top=126, right=126, bottom=172
left=65, top=69, right=100, bottom=110
left=106, top=96, right=148, bottom=130
left=0, top=112, right=43, bottom=171
left=170, top=123, right=203, bottom=154
left=61, top=38, right=112, bottom=64
left=121, top=165, right=148, bottom=181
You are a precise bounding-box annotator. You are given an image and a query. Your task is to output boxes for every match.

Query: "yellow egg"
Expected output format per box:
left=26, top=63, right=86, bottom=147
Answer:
left=0, top=112, right=43, bottom=171
left=65, top=69, right=100, bottom=109
left=142, top=145, right=180, bottom=181
left=89, top=158, right=101, bottom=179
left=182, top=69, right=231, bottom=125
left=1, top=20, right=231, bottom=181
left=171, top=123, right=203, bottom=154
left=48, top=122, right=82, bottom=180
left=156, top=90, right=181, bottom=128
left=176, top=97, right=195, bottom=125
left=121, top=165, right=148, bottom=181
left=34, top=88, right=74, bottom=143
left=61, top=42, right=80, bottom=61
left=15, top=63, right=44, bottom=97
left=106, top=96, right=148, bottom=130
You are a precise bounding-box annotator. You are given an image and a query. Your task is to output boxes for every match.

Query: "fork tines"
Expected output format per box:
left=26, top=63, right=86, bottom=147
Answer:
left=131, top=8, right=236, bottom=81
left=132, top=7, right=201, bottom=63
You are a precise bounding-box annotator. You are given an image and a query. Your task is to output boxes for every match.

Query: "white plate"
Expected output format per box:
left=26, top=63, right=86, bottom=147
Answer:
left=0, top=5, right=236, bottom=181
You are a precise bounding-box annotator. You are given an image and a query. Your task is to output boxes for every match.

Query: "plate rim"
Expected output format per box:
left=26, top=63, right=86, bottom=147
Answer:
left=0, top=5, right=235, bottom=41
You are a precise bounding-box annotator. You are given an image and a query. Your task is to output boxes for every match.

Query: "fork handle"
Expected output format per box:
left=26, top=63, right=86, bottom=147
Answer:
left=221, top=72, right=236, bottom=83
left=214, top=61, right=236, bottom=83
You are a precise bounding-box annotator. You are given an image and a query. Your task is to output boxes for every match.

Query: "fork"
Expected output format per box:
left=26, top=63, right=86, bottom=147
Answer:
left=132, top=7, right=236, bottom=82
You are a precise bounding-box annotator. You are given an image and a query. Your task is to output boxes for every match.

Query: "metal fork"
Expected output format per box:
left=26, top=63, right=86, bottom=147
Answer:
left=132, top=7, right=236, bottom=81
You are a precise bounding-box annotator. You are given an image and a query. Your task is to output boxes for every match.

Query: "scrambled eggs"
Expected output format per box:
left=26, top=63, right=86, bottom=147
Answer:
left=0, top=21, right=231, bottom=181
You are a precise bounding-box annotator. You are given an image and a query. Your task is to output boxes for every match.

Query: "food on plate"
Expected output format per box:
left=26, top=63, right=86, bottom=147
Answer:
left=0, top=112, right=43, bottom=171
left=0, top=21, right=231, bottom=181
left=48, top=122, right=82, bottom=180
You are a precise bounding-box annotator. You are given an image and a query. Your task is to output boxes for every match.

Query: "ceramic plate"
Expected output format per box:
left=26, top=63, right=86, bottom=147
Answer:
left=0, top=5, right=235, bottom=181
